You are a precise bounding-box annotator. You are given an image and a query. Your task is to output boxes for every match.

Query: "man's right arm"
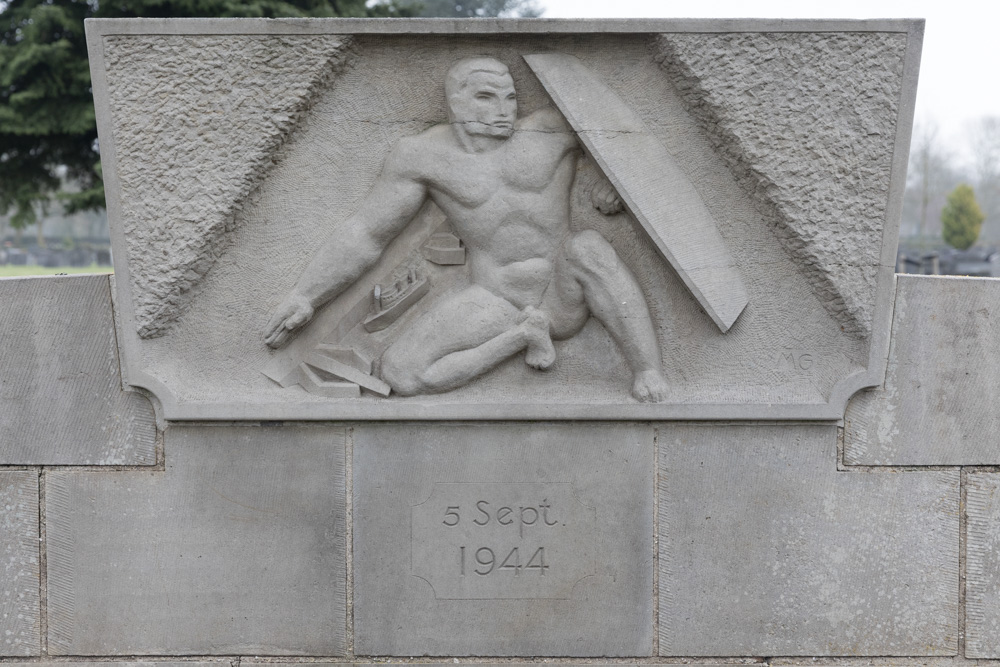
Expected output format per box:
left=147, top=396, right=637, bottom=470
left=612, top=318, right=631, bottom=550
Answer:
left=264, top=142, right=429, bottom=349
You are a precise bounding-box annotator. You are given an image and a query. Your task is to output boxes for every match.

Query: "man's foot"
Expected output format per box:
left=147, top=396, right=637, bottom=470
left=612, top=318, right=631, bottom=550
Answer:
left=632, top=369, right=668, bottom=402
left=521, top=307, right=556, bottom=370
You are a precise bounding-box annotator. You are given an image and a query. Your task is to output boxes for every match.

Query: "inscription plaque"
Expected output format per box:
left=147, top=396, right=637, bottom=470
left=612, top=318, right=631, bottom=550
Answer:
left=353, top=422, right=653, bottom=656
left=411, top=482, right=595, bottom=600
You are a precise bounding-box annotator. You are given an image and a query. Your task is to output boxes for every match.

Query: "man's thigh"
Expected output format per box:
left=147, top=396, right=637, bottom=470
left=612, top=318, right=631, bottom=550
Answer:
left=543, top=247, right=590, bottom=340
left=387, top=284, right=522, bottom=361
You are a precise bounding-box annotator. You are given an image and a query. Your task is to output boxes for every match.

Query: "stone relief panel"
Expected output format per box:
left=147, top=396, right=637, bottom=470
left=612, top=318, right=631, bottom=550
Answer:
left=91, top=21, right=918, bottom=419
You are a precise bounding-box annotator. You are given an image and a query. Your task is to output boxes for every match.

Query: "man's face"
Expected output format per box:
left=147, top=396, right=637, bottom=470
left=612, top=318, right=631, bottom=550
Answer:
left=450, top=71, right=517, bottom=139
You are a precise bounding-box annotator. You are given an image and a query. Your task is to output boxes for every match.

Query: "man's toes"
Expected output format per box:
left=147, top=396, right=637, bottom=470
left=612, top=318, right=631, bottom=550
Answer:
left=649, top=385, right=668, bottom=402
left=632, top=371, right=669, bottom=402
left=633, top=382, right=651, bottom=402
left=526, top=344, right=556, bottom=370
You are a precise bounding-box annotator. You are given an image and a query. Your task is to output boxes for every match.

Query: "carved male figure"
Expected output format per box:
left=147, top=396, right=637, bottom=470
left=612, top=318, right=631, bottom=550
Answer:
left=265, top=57, right=668, bottom=401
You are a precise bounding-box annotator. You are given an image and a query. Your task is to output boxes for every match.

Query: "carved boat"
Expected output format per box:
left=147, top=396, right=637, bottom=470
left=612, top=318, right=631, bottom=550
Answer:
left=363, top=268, right=430, bottom=333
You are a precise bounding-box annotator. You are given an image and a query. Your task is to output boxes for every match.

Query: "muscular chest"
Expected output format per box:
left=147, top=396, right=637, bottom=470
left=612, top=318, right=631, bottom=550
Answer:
left=427, top=133, right=574, bottom=208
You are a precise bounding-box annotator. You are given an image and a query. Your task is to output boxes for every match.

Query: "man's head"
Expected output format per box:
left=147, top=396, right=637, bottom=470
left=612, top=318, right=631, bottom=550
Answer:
left=445, top=57, right=516, bottom=139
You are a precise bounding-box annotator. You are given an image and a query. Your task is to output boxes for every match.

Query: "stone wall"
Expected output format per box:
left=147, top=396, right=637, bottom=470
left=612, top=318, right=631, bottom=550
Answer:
left=2, top=16, right=978, bottom=667
left=0, top=271, right=995, bottom=662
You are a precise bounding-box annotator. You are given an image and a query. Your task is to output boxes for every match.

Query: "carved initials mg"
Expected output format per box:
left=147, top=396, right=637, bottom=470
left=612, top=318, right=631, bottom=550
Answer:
left=779, top=349, right=814, bottom=372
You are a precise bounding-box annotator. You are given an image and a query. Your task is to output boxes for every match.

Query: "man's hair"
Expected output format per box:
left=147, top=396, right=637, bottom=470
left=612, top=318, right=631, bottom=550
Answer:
left=444, top=57, right=511, bottom=113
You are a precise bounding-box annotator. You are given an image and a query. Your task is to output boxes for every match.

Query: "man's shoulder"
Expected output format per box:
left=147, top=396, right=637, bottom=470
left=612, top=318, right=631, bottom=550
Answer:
left=519, top=107, right=571, bottom=133
left=385, top=125, right=450, bottom=174
left=397, top=124, right=451, bottom=151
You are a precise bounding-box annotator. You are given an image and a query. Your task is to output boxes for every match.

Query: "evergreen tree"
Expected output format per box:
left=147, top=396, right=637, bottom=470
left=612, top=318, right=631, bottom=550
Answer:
left=0, top=0, right=412, bottom=236
left=941, top=184, right=986, bottom=251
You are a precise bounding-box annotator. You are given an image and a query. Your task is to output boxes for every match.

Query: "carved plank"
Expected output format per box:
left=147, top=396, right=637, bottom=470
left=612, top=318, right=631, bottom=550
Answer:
left=299, top=365, right=361, bottom=398
left=304, top=351, right=391, bottom=397
left=524, top=53, right=748, bottom=332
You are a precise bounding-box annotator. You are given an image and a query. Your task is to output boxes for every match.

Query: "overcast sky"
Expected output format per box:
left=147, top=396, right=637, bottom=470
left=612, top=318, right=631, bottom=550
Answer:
left=539, top=0, right=997, bottom=168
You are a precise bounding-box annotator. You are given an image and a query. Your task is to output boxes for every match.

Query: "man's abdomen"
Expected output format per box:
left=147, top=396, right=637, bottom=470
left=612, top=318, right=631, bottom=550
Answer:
left=472, top=255, right=554, bottom=311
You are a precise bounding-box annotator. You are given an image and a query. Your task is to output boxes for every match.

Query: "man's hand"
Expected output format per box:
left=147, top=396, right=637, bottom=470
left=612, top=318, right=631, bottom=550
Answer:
left=264, top=292, right=315, bottom=349
left=591, top=179, right=624, bottom=215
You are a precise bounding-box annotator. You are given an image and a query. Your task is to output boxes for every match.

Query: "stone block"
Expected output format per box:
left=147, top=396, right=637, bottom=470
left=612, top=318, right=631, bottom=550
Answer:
left=0, top=275, right=155, bottom=465
left=845, top=275, right=1000, bottom=465
left=250, top=664, right=708, bottom=667
left=45, top=424, right=345, bottom=655
left=659, top=423, right=958, bottom=656
left=0, top=472, right=38, bottom=656
left=341, top=664, right=702, bottom=667
left=3, top=663, right=222, bottom=667
left=966, top=473, right=1000, bottom=658
left=771, top=661, right=955, bottom=667
left=353, top=423, right=654, bottom=656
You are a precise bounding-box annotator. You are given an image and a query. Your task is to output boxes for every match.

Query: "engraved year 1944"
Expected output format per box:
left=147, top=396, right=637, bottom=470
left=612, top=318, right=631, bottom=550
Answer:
left=442, top=499, right=561, bottom=577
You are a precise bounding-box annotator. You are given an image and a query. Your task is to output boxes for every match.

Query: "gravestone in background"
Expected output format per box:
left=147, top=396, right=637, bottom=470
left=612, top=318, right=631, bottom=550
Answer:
left=6, top=15, right=993, bottom=665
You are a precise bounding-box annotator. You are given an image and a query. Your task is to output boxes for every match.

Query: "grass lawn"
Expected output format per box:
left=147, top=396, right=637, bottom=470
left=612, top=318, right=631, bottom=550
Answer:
left=0, top=264, right=113, bottom=278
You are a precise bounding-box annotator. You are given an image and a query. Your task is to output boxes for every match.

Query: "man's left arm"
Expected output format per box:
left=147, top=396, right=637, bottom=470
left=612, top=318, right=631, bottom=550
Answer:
left=527, top=106, right=625, bottom=216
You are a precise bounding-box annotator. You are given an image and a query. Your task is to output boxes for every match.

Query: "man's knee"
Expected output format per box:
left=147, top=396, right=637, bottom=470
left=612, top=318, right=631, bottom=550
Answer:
left=567, top=229, right=619, bottom=273
left=380, top=343, right=424, bottom=396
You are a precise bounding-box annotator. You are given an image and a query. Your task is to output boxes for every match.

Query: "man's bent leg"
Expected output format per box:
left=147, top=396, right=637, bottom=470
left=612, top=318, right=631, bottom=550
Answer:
left=561, top=230, right=668, bottom=402
left=381, top=285, right=554, bottom=396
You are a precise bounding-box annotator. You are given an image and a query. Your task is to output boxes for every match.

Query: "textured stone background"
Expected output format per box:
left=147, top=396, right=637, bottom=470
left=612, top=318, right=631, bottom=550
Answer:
left=657, top=33, right=905, bottom=339
left=104, top=34, right=355, bottom=339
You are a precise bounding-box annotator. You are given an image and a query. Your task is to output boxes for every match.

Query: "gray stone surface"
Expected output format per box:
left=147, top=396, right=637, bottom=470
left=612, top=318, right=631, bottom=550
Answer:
left=965, top=473, right=1000, bottom=658
left=86, top=20, right=919, bottom=421
left=3, top=664, right=222, bottom=667
left=45, top=424, right=345, bottom=656
left=771, top=661, right=955, bottom=667
left=845, top=275, right=1000, bottom=465
left=250, top=664, right=704, bottom=667
left=0, top=472, right=38, bottom=656
left=103, top=34, right=356, bottom=339
left=0, top=275, right=155, bottom=465
left=353, top=423, right=654, bottom=656
left=657, top=32, right=906, bottom=338
left=659, top=423, right=958, bottom=657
